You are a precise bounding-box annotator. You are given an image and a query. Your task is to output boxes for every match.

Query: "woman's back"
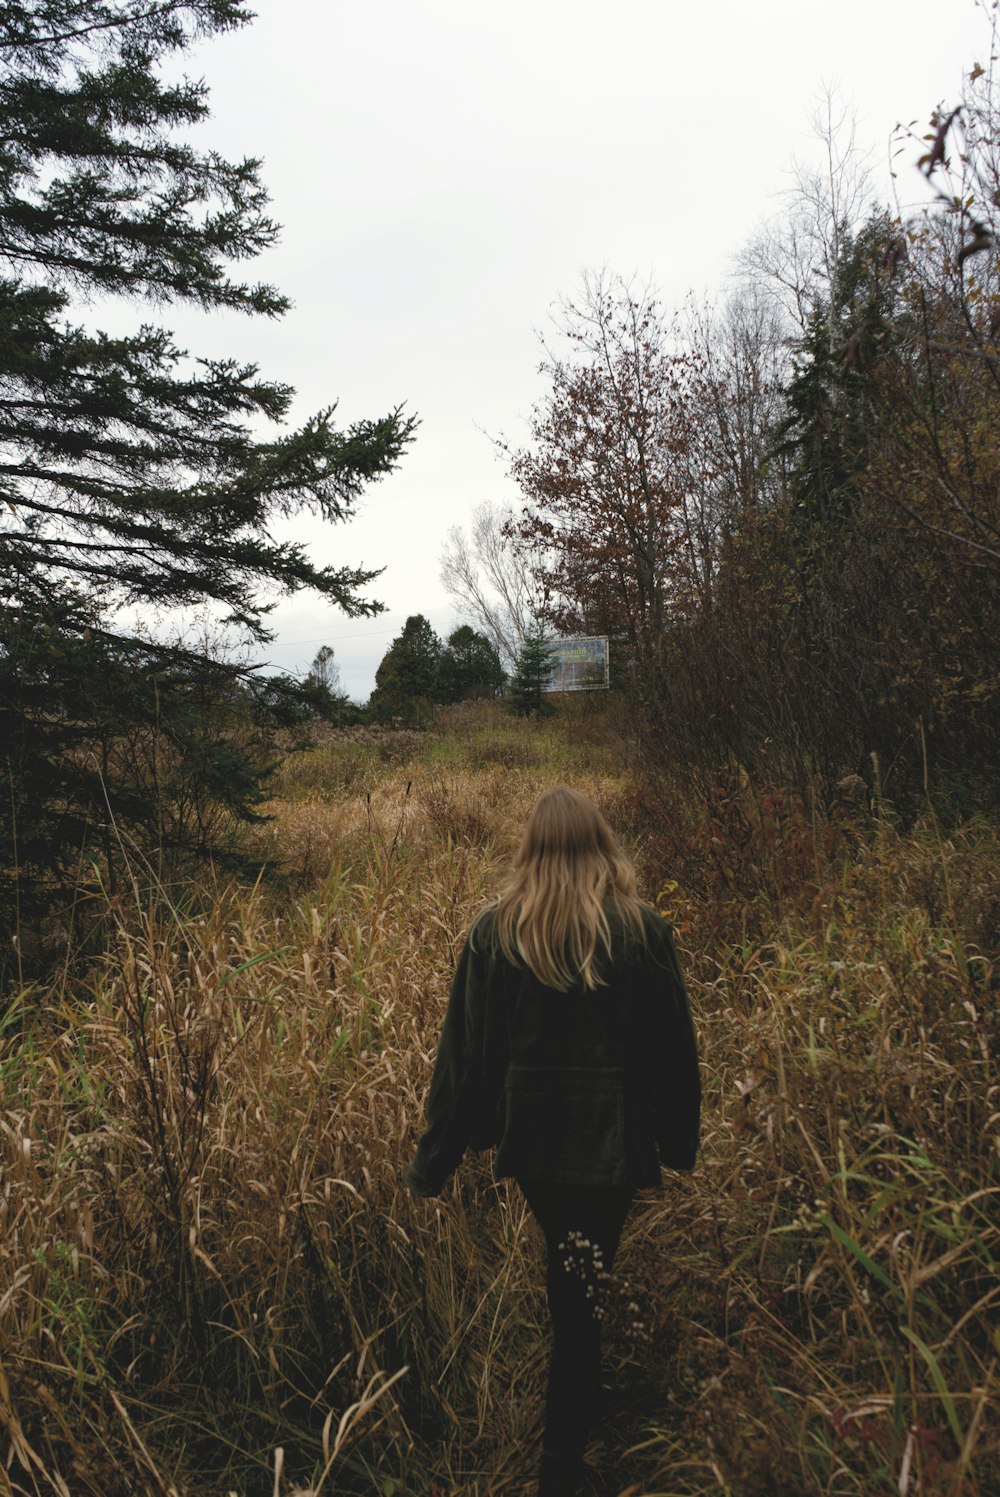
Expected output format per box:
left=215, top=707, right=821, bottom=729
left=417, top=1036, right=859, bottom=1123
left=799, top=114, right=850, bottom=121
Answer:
left=404, top=787, right=701, bottom=1497
left=408, top=899, right=699, bottom=1194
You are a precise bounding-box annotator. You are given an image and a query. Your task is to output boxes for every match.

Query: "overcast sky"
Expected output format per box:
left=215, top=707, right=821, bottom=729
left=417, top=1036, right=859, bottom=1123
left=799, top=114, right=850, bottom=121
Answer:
left=151, top=0, right=985, bottom=700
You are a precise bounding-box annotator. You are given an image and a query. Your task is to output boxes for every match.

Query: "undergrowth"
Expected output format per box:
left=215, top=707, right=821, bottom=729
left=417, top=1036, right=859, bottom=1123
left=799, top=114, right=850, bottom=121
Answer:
left=0, top=701, right=996, bottom=1496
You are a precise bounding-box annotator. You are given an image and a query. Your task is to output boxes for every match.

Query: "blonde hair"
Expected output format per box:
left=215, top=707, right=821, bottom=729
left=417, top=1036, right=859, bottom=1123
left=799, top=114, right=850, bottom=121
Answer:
left=488, top=786, right=646, bottom=991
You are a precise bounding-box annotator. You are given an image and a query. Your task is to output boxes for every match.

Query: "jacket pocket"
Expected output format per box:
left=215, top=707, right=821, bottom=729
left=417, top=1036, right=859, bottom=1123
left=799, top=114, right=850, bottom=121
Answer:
left=497, top=1064, right=626, bottom=1185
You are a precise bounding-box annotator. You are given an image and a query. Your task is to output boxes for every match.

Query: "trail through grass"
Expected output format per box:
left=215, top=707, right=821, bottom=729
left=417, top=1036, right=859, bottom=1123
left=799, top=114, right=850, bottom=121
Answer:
left=0, top=701, right=996, bottom=1495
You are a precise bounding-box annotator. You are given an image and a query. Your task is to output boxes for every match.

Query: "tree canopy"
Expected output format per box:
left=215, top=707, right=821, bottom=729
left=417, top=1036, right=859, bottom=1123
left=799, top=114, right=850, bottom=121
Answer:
left=368, top=614, right=442, bottom=724
left=503, top=273, right=710, bottom=653
left=437, top=625, right=504, bottom=703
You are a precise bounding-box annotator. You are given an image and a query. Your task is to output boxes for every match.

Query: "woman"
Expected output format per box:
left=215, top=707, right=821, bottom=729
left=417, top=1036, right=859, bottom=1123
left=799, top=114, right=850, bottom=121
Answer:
left=405, top=787, right=701, bottom=1497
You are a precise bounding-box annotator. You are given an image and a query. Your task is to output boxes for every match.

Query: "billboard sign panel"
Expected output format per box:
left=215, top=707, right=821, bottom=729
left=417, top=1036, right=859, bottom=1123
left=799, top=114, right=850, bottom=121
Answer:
left=545, top=636, right=609, bottom=692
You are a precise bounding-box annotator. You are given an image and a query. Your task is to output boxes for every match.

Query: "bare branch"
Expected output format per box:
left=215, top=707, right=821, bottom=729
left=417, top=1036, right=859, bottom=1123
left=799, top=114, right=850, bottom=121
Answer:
left=439, top=500, right=540, bottom=670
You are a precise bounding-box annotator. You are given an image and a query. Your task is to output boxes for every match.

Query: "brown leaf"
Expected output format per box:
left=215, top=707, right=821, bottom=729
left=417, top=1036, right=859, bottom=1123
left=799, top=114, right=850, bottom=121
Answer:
left=923, top=106, right=961, bottom=177
left=880, top=234, right=908, bottom=277
left=957, top=222, right=993, bottom=265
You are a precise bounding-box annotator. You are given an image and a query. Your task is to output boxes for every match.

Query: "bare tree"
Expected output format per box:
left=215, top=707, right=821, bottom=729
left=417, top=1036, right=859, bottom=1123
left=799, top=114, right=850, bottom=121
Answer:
left=306, top=644, right=342, bottom=695
left=872, top=13, right=1000, bottom=575
left=439, top=500, right=541, bottom=670
left=669, top=284, right=788, bottom=604
left=738, top=87, right=880, bottom=332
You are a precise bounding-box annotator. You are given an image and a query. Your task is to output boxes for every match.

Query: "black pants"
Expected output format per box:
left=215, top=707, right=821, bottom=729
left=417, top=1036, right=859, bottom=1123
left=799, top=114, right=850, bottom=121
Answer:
left=519, top=1179, right=635, bottom=1493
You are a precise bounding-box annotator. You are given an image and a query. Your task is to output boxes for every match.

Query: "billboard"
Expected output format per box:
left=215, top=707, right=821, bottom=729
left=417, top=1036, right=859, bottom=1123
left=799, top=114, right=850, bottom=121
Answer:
left=545, top=636, right=609, bottom=692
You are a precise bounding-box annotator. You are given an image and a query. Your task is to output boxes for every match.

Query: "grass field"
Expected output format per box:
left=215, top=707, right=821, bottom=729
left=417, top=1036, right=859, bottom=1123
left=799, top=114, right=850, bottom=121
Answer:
left=1, top=700, right=997, bottom=1496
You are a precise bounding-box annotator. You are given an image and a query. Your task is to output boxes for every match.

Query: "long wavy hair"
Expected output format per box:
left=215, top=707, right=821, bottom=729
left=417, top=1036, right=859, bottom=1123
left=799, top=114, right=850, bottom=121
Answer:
left=488, top=786, right=646, bottom=991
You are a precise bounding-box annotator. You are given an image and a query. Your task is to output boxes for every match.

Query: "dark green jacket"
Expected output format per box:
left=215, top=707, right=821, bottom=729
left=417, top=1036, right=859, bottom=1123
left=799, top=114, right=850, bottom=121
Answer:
left=405, top=904, right=700, bottom=1196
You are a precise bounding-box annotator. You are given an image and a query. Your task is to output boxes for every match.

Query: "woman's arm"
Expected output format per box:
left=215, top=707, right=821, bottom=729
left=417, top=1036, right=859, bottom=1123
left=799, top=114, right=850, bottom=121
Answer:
left=644, top=917, right=701, bottom=1170
left=404, top=932, right=485, bottom=1197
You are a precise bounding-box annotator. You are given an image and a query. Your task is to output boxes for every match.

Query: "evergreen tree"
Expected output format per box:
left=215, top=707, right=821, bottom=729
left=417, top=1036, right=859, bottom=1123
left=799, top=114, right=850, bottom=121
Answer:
left=0, top=2, right=414, bottom=932
left=0, top=603, right=315, bottom=918
left=772, top=215, right=904, bottom=536
left=745, top=215, right=917, bottom=780
left=507, top=626, right=555, bottom=716
left=436, top=625, right=504, bottom=702
left=368, top=615, right=442, bottom=724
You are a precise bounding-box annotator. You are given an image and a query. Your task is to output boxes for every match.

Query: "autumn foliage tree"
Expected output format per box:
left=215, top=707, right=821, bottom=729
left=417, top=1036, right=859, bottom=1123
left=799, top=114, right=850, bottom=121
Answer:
left=504, top=274, right=712, bottom=657
left=509, top=130, right=999, bottom=805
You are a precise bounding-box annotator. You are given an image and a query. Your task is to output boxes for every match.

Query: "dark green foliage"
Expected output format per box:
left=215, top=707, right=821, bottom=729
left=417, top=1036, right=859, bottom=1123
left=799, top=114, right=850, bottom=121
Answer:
left=506, top=626, right=554, bottom=716
left=0, top=591, right=313, bottom=951
left=0, top=0, right=414, bottom=629
left=368, top=621, right=503, bottom=722
left=773, top=216, right=904, bottom=535
left=368, top=615, right=442, bottom=724
left=0, top=1, right=414, bottom=941
left=436, top=625, right=504, bottom=703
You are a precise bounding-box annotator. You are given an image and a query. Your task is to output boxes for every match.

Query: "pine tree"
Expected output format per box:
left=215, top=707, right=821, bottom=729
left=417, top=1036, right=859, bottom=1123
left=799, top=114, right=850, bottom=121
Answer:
left=0, top=2, right=414, bottom=935
left=772, top=215, right=903, bottom=536
left=436, top=625, right=504, bottom=703
left=368, top=615, right=442, bottom=724
left=507, top=626, right=555, bottom=716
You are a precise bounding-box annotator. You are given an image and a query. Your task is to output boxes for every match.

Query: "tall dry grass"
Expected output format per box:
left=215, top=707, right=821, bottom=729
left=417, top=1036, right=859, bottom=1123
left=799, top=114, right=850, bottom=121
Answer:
left=0, top=701, right=996, bottom=1496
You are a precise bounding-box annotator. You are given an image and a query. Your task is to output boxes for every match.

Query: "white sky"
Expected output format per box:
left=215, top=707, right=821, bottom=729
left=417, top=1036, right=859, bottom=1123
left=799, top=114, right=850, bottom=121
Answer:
left=146, top=0, right=986, bottom=700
